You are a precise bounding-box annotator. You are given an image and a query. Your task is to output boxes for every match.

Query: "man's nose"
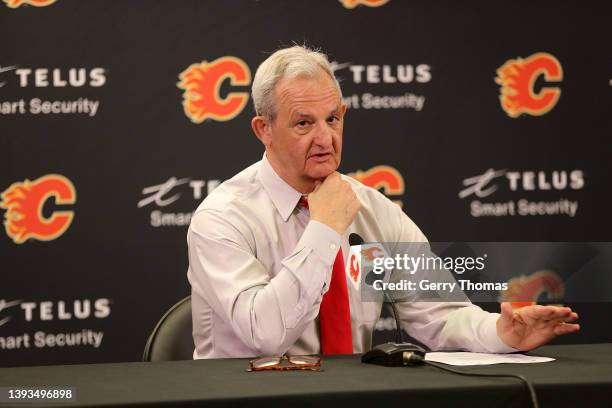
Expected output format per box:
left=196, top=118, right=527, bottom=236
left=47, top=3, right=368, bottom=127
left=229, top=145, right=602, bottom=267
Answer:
left=312, top=120, right=333, bottom=147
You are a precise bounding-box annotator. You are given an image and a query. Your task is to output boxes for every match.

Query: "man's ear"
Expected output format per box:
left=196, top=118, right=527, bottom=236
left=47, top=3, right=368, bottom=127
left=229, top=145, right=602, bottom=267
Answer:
left=251, top=116, right=272, bottom=147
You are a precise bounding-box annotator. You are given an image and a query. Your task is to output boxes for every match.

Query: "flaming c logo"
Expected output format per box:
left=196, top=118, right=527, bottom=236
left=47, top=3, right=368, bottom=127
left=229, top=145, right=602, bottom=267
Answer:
left=0, top=174, right=76, bottom=244
left=349, top=254, right=359, bottom=283
left=177, top=56, right=251, bottom=124
left=500, top=270, right=564, bottom=303
left=495, top=52, right=563, bottom=118
left=3, top=0, right=55, bottom=8
left=348, top=165, right=405, bottom=207
left=340, top=0, right=389, bottom=8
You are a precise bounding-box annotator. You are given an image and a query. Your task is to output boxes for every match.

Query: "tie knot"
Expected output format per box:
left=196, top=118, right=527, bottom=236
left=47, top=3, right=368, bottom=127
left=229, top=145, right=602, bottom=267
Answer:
left=297, top=196, right=309, bottom=209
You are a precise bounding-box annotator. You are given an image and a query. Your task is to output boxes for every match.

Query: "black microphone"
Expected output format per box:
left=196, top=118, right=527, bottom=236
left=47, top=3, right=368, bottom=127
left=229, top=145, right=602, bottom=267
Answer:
left=349, top=233, right=404, bottom=343
left=349, top=232, right=363, bottom=246
left=350, top=233, right=431, bottom=367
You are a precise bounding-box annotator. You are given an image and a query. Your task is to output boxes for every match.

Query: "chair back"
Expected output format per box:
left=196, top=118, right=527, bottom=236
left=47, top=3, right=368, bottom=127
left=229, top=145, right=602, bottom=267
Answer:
left=143, top=296, right=194, bottom=361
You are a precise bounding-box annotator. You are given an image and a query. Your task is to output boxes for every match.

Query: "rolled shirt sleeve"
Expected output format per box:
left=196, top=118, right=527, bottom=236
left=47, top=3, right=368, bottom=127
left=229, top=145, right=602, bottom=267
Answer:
left=398, top=302, right=517, bottom=353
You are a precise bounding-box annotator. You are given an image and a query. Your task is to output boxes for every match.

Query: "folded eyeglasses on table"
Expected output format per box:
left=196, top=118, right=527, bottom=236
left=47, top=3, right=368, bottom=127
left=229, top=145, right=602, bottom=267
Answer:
left=247, top=355, right=322, bottom=372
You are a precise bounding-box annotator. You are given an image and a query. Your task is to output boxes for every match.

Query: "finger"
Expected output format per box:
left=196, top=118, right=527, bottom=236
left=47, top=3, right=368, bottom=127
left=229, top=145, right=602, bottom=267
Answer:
left=526, top=305, right=571, bottom=321
left=500, top=302, right=514, bottom=319
left=554, top=323, right=580, bottom=336
left=339, top=178, right=353, bottom=192
left=311, top=180, right=322, bottom=193
left=543, top=306, right=573, bottom=321
left=550, top=312, right=578, bottom=324
left=543, top=311, right=578, bottom=326
left=533, top=305, right=559, bottom=319
left=352, top=192, right=363, bottom=208
left=564, top=312, right=579, bottom=322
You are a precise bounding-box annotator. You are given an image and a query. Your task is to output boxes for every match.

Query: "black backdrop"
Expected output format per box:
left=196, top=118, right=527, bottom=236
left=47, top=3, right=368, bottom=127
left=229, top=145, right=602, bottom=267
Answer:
left=1, top=0, right=610, bottom=367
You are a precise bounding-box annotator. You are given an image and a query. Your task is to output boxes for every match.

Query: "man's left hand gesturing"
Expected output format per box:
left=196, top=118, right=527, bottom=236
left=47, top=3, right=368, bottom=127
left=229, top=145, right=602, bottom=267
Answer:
left=497, top=302, right=580, bottom=351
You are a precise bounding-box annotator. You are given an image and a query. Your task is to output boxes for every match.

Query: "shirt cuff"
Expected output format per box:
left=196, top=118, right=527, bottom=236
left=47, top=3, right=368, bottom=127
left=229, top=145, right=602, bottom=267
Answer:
left=299, top=220, right=342, bottom=266
left=484, top=312, right=520, bottom=353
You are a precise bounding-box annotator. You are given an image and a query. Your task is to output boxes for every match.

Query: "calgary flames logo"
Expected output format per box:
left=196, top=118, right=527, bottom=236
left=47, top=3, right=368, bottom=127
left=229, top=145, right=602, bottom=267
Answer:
left=349, top=253, right=359, bottom=283
left=177, top=56, right=251, bottom=124
left=3, top=0, right=56, bottom=8
left=495, top=52, right=563, bottom=118
left=340, top=0, right=389, bottom=8
left=346, top=243, right=386, bottom=290
left=0, top=174, right=76, bottom=244
left=500, top=270, right=564, bottom=303
left=348, top=165, right=405, bottom=207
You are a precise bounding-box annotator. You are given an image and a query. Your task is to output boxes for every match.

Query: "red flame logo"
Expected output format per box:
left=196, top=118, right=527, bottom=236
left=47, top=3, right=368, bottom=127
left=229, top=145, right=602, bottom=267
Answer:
left=4, top=0, right=56, bottom=8
left=0, top=174, right=76, bottom=244
left=495, top=52, right=562, bottom=118
left=177, top=56, right=251, bottom=124
left=348, top=165, right=405, bottom=207
left=349, top=254, right=359, bottom=283
left=500, top=270, right=564, bottom=303
left=340, top=0, right=389, bottom=8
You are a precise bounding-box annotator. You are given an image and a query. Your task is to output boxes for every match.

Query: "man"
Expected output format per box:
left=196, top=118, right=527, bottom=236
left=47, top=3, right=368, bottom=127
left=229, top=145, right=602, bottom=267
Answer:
left=187, top=45, right=579, bottom=359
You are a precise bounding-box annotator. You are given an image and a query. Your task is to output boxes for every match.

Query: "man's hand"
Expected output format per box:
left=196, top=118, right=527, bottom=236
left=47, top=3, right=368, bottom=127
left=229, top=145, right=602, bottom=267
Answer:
left=496, top=302, right=580, bottom=351
left=308, top=173, right=361, bottom=235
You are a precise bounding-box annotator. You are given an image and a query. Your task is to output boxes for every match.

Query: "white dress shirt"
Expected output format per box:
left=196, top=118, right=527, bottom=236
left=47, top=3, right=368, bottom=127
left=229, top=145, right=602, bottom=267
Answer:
left=187, top=154, right=515, bottom=358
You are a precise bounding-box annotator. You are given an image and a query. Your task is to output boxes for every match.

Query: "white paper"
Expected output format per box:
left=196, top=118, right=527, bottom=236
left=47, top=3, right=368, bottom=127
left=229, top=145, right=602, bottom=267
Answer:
left=425, top=352, right=555, bottom=366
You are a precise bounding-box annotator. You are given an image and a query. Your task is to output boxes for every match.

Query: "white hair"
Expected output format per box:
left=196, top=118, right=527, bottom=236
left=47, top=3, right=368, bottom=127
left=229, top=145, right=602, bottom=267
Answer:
left=251, top=45, right=342, bottom=120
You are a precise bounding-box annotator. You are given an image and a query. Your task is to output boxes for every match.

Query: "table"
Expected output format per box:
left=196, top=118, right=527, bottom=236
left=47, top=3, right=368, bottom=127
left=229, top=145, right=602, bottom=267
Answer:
left=0, top=343, right=610, bottom=407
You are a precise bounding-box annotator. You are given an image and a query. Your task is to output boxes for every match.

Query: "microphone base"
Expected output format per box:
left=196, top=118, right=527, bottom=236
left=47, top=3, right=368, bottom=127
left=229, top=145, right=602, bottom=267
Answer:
left=361, top=342, right=426, bottom=366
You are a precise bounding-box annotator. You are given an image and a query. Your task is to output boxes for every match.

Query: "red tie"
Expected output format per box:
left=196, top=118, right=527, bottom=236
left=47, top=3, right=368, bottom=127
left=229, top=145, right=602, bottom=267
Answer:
left=298, top=196, right=353, bottom=354
left=297, top=196, right=309, bottom=209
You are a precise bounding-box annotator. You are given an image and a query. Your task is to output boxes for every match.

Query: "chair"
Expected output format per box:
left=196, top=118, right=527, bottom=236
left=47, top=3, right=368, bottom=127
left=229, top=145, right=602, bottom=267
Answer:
left=142, top=296, right=194, bottom=361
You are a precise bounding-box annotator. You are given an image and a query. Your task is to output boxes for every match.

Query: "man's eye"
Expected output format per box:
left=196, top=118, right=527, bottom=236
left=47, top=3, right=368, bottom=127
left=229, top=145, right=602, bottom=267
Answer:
left=296, top=120, right=309, bottom=127
left=327, top=116, right=339, bottom=124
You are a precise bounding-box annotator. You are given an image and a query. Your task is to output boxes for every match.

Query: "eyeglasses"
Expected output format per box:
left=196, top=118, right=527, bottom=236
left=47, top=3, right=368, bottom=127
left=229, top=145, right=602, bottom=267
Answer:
left=247, top=355, right=322, bottom=372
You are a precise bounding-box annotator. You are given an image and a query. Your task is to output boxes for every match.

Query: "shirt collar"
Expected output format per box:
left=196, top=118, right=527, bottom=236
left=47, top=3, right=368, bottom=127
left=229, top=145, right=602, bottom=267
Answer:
left=258, top=153, right=303, bottom=222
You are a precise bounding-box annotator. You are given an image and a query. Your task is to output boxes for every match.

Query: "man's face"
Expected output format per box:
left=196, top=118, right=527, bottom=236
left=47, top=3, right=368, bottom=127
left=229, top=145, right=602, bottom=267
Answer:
left=262, top=73, right=346, bottom=192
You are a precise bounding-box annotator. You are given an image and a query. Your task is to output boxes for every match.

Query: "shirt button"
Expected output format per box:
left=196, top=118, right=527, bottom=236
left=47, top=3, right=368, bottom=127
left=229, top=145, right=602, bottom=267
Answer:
left=329, top=243, right=337, bottom=250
